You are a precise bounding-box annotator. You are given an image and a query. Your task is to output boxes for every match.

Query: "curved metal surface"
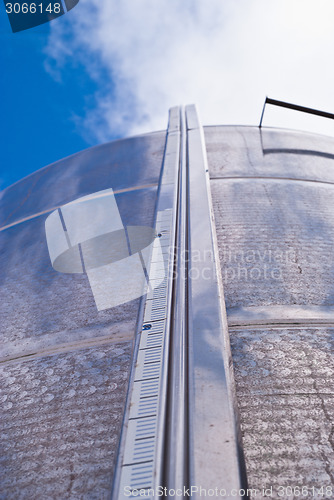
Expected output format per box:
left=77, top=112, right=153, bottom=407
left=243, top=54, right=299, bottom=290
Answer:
left=205, top=124, right=334, bottom=494
left=0, top=132, right=164, bottom=229
left=4, top=108, right=334, bottom=498
left=0, top=132, right=165, bottom=498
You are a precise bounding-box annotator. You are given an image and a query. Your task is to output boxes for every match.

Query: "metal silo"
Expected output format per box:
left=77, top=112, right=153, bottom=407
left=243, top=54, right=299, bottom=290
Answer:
left=1, top=104, right=334, bottom=498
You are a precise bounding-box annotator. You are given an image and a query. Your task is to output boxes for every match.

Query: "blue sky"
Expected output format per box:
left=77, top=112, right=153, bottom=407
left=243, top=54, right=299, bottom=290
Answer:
left=2, top=0, right=334, bottom=191
left=0, top=4, right=102, bottom=190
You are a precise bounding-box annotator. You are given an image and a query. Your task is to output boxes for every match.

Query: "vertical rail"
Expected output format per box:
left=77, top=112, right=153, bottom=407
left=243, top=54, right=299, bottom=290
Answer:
left=112, top=105, right=247, bottom=499
left=185, top=105, right=247, bottom=498
left=111, top=107, right=181, bottom=499
left=164, top=108, right=189, bottom=493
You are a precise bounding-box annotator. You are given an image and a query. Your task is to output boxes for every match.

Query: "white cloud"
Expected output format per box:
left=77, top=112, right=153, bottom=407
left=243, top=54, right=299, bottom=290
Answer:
left=46, top=0, right=334, bottom=141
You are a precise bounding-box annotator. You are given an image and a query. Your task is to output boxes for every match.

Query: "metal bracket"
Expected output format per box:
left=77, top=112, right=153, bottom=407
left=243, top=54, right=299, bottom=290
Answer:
left=259, top=97, right=334, bottom=128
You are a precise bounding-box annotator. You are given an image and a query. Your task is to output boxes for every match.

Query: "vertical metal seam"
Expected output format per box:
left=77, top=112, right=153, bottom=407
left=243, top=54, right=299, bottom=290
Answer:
left=185, top=104, right=248, bottom=498
left=163, top=106, right=190, bottom=494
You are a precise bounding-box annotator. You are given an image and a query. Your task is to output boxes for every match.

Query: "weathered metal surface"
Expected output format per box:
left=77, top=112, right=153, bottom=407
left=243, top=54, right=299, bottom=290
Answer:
left=205, top=126, right=334, bottom=184
left=206, top=125, right=334, bottom=497
left=1, top=343, right=132, bottom=499
left=0, top=132, right=165, bottom=498
left=3, top=116, right=334, bottom=498
left=210, top=177, right=334, bottom=309
left=230, top=327, right=334, bottom=492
